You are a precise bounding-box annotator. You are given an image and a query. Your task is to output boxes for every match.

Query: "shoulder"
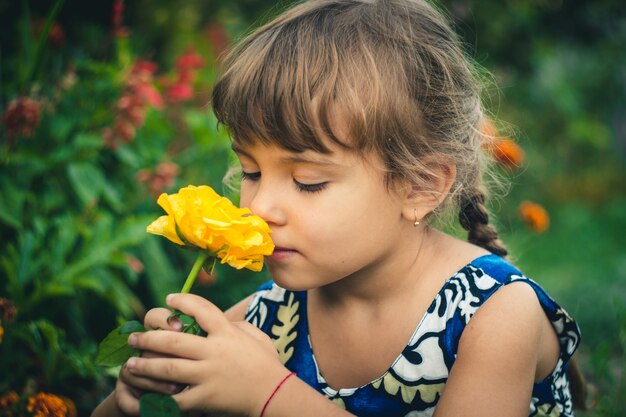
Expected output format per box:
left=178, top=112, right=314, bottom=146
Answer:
left=468, top=255, right=581, bottom=361
left=434, top=283, right=549, bottom=416
left=224, top=294, right=255, bottom=321
left=461, top=281, right=545, bottom=349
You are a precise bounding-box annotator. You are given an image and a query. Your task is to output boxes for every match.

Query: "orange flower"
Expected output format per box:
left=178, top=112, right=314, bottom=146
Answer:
left=486, top=138, right=525, bottom=170
left=26, top=392, right=69, bottom=417
left=59, top=396, right=77, bottom=417
left=0, top=390, right=19, bottom=409
left=480, top=118, right=499, bottom=139
left=519, top=201, right=550, bottom=233
left=480, top=118, right=525, bottom=170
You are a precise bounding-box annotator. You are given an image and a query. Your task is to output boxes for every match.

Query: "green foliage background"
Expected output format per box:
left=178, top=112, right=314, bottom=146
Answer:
left=0, top=0, right=624, bottom=415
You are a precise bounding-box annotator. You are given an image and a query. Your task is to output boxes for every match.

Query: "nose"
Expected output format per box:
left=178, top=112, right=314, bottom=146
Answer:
left=242, top=179, right=287, bottom=227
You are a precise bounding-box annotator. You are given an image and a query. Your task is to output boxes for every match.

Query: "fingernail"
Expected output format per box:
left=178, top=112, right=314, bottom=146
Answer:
left=166, top=294, right=175, bottom=304
left=126, top=357, right=136, bottom=370
left=128, top=333, right=138, bottom=346
left=167, top=316, right=183, bottom=331
left=168, top=383, right=179, bottom=393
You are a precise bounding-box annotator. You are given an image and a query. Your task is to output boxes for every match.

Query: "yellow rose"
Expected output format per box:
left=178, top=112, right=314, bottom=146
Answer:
left=147, top=185, right=274, bottom=271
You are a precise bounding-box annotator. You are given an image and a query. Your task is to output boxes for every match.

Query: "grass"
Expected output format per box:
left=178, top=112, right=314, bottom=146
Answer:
left=503, top=197, right=626, bottom=416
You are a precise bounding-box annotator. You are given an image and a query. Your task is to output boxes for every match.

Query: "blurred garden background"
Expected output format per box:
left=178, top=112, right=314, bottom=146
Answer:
left=0, top=0, right=624, bottom=415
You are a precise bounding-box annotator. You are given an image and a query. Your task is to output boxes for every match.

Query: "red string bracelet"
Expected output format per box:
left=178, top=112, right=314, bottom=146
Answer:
left=259, top=371, right=296, bottom=417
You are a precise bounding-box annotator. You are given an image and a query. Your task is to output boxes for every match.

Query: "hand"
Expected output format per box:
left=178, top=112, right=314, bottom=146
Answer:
left=115, top=307, right=185, bottom=415
left=123, top=293, right=289, bottom=416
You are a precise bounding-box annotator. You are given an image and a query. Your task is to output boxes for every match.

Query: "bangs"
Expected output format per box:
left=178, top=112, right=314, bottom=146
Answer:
left=211, top=1, right=418, bottom=155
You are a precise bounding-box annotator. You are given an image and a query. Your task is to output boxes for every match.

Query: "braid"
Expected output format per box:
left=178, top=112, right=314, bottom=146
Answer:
left=459, top=189, right=508, bottom=257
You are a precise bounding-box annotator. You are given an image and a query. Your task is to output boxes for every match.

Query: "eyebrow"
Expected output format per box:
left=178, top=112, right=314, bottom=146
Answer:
left=231, top=144, right=338, bottom=167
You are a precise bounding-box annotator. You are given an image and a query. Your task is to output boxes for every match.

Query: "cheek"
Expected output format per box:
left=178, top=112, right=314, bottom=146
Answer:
left=238, top=184, right=254, bottom=208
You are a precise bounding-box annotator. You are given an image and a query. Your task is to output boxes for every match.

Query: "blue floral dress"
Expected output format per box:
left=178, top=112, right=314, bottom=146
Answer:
left=244, top=254, right=581, bottom=417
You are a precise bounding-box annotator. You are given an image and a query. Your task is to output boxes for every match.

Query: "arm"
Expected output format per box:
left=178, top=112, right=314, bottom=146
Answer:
left=224, top=294, right=254, bottom=321
left=91, top=392, right=129, bottom=417
left=433, top=282, right=557, bottom=417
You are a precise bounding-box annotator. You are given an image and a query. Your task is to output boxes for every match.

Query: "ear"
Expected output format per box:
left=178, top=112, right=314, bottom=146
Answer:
left=400, top=157, right=457, bottom=224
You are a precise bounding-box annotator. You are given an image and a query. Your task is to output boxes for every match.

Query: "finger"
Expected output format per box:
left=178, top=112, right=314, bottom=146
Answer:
left=144, top=307, right=182, bottom=331
left=115, top=379, right=141, bottom=415
left=119, top=361, right=180, bottom=395
left=141, top=350, right=176, bottom=359
left=166, top=293, right=230, bottom=334
left=125, top=356, right=202, bottom=385
left=129, top=329, right=208, bottom=359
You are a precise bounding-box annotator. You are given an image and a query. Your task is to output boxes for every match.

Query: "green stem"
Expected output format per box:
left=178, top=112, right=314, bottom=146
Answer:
left=23, top=0, right=65, bottom=89
left=180, top=251, right=212, bottom=294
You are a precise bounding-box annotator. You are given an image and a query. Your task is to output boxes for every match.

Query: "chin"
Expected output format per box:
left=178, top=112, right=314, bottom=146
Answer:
left=269, top=271, right=317, bottom=292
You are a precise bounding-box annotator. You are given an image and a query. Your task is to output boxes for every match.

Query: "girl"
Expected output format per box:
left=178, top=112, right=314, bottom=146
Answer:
left=92, top=0, right=585, bottom=416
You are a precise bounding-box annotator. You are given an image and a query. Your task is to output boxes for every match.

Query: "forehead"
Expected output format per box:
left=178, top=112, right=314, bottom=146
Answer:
left=232, top=138, right=385, bottom=173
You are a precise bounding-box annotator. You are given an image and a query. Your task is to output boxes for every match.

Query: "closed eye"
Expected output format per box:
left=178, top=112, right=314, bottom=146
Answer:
left=294, top=180, right=328, bottom=193
left=241, top=171, right=261, bottom=181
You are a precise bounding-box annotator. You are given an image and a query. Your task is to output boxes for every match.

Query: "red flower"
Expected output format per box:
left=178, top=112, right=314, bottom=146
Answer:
left=131, top=59, right=158, bottom=78
left=166, top=82, right=193, bottom=102
left=132, top=82, right=164, bottom=109
left=136, top=161, right=181, bottom=197
left=206, top=23, right=230, bottom=59
left=176, top=50, right=205, bottom=74
left=48, top=22, right=65, bottom=47
left=114, top=116, right=135, bottom=142
left=103, top=59, right=163, bottom=149
left=112, top=0, right=128, bottom=37
left=0, top=298, right=16, bottom=324
left=2, top=96, right=42, bottom=141
left=519, top=201, right=550, bottom=233
left=126, top=255, right=144, bottom=274
left=33, top=20, right=65, bottom=48
left=162, top=49, right=206, bottom=103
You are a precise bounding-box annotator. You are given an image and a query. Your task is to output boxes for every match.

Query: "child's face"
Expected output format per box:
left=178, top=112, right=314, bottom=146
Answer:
left=234, top=139, right=411, bottom=291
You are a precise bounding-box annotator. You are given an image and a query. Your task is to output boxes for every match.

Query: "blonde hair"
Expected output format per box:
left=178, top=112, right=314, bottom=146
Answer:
left=212, top=0, right=507, bottom=256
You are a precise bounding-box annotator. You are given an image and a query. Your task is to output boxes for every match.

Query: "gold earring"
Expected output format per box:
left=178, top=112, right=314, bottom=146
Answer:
left=413, top=209, right=420, bottom=227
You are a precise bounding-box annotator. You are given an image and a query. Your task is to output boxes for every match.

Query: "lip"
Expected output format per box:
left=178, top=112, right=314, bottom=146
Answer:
left=268, top=246, right=298, bottom=262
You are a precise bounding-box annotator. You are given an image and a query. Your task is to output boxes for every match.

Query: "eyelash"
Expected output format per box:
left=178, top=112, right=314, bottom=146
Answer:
left=240, top=171, right=328, bottom=193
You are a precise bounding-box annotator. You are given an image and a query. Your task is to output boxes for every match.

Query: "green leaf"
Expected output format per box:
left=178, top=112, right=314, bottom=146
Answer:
left=120, top=320, right=146, bottom=334
left=67, top=161, right=105, bottom=206
left=139, top=393, right=181, bottom=417
left=169, top=312, right=207, bottom=337
left=96, top=322, right=145, bottom=367
left=140, top=238, right=180, bottom=304
left=73, top=132, right=104, bottom=150
left=0, top=176, right=27, bottom=229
